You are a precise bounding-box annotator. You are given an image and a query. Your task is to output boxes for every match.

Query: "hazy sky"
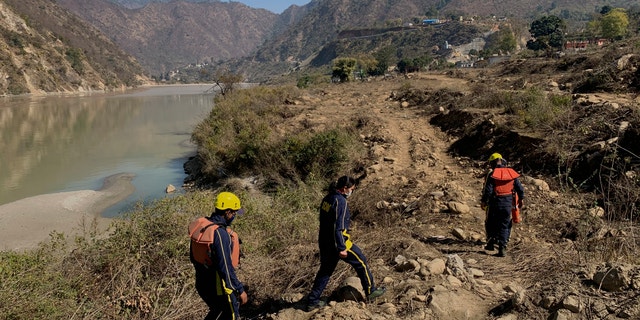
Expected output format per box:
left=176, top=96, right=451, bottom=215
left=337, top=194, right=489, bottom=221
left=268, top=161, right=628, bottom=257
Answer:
left=231, top=1, right=311, bottom=13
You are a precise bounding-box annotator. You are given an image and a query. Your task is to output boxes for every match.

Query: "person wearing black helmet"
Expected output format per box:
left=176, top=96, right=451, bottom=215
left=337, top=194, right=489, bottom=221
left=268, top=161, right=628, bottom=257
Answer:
left=306, top=176, right=385, bottom=311
left=481, top=153, right=524, bottom=257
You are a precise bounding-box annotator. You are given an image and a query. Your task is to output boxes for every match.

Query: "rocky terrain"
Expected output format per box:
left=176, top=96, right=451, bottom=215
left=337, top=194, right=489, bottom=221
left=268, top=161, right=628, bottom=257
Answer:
left=0, top=0, right=147, bottom=96
left=228, top=54, right=640, bottom=319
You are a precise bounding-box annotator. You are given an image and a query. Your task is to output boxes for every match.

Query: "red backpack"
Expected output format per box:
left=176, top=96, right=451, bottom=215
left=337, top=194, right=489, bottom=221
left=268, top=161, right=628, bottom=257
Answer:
left=189, top=217, right=240, bottom=268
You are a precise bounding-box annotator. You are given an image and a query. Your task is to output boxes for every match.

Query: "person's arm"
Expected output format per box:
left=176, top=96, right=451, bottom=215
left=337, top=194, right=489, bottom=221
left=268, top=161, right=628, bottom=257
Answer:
left=334, top=197, right=348, bottom=253
left=481, top=178, right=494, bottom=207
left=514, top=178, right=525, bottom=207
left=211, top=228, right=245, bottom=297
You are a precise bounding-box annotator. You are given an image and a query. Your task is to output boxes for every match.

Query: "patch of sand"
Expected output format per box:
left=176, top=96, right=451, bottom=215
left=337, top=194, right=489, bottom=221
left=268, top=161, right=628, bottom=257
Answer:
left=0, top=173, right=136, bottom=251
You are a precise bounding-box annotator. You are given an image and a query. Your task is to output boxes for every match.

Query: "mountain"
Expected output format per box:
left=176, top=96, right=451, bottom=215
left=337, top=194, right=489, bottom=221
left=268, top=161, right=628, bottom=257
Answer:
left=56, top=0, right=636, bottom=82
left=56, top=0, right=302, bottom=75
left=0, top=0, right=146, bottom=96
left=248, top=0, right=636, bottom=64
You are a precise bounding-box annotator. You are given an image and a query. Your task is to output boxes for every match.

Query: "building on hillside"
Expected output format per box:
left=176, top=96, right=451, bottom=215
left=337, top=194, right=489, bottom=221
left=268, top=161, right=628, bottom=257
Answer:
left=564, top=38, right=610, bottom=51
left=455, top=60, right=475, bottom=68
left=423, top=19, right=440, bottom=25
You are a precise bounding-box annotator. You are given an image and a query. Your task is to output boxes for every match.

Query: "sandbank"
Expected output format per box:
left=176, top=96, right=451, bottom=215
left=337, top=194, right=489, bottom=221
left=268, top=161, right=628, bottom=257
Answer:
left=0, top=173, right=136, bottom=251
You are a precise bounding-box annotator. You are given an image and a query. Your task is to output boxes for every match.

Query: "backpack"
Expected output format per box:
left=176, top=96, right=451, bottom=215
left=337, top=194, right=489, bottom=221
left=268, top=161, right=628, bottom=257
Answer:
left=189, top=217, right=240, bottom=268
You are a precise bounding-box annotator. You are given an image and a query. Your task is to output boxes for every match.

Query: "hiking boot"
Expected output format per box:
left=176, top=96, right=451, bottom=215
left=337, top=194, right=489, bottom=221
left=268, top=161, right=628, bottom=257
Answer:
left=484, top=243, right=495, bottom=251
left=497, top=245, right=506, bottom=257
left=306, top=300, right=326, bottom=312
left=367, top=287, right=386, bottom=300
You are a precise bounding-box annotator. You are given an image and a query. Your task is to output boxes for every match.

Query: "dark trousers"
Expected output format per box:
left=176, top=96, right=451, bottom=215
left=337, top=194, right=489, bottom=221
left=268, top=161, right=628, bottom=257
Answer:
left=308, top=243, right=375, bottom=304
left=485, top=204, right=512, bottom=247
left=198, top=291, right=240, bottom=320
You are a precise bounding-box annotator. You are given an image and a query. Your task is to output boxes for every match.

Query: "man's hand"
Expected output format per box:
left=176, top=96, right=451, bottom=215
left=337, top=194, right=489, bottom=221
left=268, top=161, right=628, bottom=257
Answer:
left=238, top=291, right=248, bottom=305
left=339, top=250, right=348, bottom=258
left=518, top=199, right=524, bottom=209
left=481, top=202, right=487, bottom=211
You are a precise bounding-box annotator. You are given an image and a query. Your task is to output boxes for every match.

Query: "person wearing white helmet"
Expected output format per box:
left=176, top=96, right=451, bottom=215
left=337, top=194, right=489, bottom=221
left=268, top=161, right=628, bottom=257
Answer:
left=481, top=153, right=524, bottom=257
left=189, top=191, right=247, bottom=320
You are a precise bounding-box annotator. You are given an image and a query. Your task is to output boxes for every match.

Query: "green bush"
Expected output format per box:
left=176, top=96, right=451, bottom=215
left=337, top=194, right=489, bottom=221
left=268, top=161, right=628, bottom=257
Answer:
left=192, top=86, right=362, bottom=186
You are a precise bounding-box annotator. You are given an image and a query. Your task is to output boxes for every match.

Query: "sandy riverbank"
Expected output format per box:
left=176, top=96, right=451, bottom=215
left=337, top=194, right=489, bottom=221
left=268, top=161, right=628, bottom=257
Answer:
left=0, top=173, right=136, bottom=251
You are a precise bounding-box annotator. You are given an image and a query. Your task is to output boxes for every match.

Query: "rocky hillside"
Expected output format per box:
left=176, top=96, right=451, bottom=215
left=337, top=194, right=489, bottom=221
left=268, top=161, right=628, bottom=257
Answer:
left=56, top=0, right=302, bottom=74
left=54, top=0, right=636, bottom=82
left=0, top=0, right=147, bottom=96
left=238, top=43, right=640, bottom=319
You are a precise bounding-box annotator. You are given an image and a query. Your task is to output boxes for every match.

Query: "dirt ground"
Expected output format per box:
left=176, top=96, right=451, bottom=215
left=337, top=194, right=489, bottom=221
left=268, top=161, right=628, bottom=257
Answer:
left=256, top=68, right=640, bottom=320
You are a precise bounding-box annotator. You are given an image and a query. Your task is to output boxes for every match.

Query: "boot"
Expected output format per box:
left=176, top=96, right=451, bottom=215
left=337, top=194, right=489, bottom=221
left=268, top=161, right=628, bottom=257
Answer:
left=497, top=244, right=506, bottom=257
left=484, top=239, right=495, bottom=251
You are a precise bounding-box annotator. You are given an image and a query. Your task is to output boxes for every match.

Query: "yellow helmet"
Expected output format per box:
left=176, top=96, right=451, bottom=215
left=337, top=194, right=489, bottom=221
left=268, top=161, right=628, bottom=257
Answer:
left=215, top=192, right=242, bottom=211
left=488, top=153, right=503, bottom=162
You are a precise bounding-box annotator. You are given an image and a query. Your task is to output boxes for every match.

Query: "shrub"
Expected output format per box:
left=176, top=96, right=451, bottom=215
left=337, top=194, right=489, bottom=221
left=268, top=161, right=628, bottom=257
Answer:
left=192, top=86, right=363, bottom=187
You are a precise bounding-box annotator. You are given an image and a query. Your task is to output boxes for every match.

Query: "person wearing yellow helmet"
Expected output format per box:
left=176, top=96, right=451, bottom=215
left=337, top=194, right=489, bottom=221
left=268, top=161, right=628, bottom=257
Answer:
left=481, top=153, right=524, bottom=257
left=190, top=191, right=247, bottom=320
left=488, top=152, right=503, bottom=163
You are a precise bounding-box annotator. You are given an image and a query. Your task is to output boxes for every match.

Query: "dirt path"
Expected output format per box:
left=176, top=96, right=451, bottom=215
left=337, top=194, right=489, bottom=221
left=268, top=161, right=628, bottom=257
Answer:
left=288, top=77, right=533, bottom=318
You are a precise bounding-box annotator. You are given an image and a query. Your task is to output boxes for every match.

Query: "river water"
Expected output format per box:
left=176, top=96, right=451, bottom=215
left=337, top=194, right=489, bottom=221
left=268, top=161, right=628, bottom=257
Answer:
left=0, top=85, right=215, bottom=217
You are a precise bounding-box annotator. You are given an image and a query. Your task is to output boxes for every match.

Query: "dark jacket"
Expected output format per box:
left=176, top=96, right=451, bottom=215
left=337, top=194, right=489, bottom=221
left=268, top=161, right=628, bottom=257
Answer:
left=190, top=214, right=244, bottom=296
left=318, top=191, right=352, bottom=252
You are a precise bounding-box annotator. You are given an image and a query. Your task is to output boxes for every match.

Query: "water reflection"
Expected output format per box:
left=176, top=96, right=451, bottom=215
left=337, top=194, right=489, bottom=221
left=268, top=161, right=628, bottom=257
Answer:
left=0, top=85, right=215, bottom=216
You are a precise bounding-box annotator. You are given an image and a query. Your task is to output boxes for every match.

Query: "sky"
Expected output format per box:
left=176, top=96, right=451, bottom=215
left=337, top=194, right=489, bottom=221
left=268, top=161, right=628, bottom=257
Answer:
left=230, top=0, right=311, bottom=14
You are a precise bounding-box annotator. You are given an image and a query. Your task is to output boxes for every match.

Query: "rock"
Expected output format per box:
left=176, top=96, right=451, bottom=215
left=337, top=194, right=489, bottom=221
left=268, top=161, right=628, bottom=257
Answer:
left=540, top=296, right=555, bottom=309
left=562, top=295, right=581, bottom=313
left=336, top=276, right=365, bottom=301
left=395, top=258, right=420, bottom=272
left=165, top=184, right=176, bottom=193
left=591, top=300, right=610, bottom=319
left=530, top=178, right=550, bottom=191
left=447, top=201, right=470, bottom=214
left=368, top=163, right=383, bottom=173
left=427, top=258, right=446, bottom=275
left=451, top=228, right=467, bottom=240
left=617, top=54, right=635, bottom=70
left=430, top=191, right=445, bottom=199
left=468, top=268, right=484, bottom=278
left=593, top=263, right=631, bottom=292
left=446, top=254, right=468, bottom=279
left=447, top=275, right=463, bottom=286
left=376, top=200, right=390, bottom=209
left=279, top=293, right=304, bottom=303
left=619, top=121, right=630, bottom=132
left=381, top=302, right=397, bottom=314
left=429, top=287, right=486, bottom=319
left=550, top=309, right=573, bottom=320
left=382, top=276, right=395, bottom=284
left=588, top=206, right=605, bottom=218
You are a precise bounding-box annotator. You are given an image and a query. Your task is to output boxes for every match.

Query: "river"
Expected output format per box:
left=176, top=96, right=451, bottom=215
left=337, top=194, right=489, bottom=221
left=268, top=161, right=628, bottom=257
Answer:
left=0, top=85, right=215, bottom=217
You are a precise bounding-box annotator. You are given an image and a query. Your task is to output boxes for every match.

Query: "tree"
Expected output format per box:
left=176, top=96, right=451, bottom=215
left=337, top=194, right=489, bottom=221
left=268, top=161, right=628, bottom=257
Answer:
left=332, top=58, right=357, bottom=82
left=526, top=15, right=566, bottom=52
left=212, top=69, right=243, bottom=96
left=373, top=46, right=396, bottom=75
left=485, top=26, right=517, bottom=55
left=601, top=8, right=629, bottom=40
